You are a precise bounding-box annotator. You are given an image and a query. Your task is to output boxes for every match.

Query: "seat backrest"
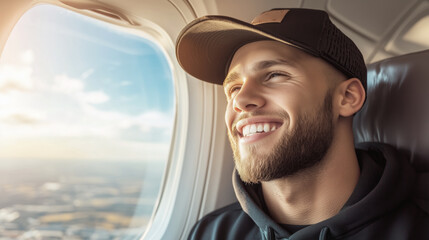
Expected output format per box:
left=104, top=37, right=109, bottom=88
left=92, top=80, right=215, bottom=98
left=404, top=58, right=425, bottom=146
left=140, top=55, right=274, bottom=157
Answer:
left=353, top=50, right=429, bottom=173
left=353, top=50, right=429, bottom=213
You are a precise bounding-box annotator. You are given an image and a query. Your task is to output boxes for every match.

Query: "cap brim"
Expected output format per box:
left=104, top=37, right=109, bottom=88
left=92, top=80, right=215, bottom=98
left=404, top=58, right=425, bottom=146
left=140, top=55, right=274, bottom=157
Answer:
left=176, top=16, right=304, bottom=85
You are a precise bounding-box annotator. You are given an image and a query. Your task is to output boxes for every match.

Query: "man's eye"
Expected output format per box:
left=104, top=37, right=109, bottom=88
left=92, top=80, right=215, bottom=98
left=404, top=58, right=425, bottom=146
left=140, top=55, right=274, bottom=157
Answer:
left=266, top=72, right=290, bottom=81
left=228, top=86, right=241, bottom=97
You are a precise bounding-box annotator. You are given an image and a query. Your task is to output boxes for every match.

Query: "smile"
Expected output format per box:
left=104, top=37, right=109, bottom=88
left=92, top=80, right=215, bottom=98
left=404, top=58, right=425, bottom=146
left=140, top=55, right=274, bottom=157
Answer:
left=242, top=123, right=279, bottom=137
left=236, top=117, right=284, bottom=138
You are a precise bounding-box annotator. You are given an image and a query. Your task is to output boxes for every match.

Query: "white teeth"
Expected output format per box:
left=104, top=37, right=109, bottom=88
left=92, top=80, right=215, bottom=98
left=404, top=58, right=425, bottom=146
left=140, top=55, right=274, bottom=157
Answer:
left=250, top=124, right=257, bottom=134
left=263, top=123, right=270, bottom=132
left=241, top=123, right=279, bottom=136
left=243, top=125, right=250, bottom=136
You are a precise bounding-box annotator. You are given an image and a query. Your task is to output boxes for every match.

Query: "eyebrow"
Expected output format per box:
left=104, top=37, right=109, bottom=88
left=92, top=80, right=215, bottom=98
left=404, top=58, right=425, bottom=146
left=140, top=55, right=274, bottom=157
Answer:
left=223, top=72, right=241, bottom=87
left=223, top=59, right=296, bottom=87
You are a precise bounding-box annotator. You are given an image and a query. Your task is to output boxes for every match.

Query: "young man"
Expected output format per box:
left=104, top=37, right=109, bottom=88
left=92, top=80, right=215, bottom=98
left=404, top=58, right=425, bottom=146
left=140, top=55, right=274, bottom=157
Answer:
left=176, top=8, right=429, bottom=240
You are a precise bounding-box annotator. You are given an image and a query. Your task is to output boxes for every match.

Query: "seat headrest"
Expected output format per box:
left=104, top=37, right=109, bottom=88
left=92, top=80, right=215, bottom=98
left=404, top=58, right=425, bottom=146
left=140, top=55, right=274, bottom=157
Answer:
left=353, top=50, right=429, bottom=172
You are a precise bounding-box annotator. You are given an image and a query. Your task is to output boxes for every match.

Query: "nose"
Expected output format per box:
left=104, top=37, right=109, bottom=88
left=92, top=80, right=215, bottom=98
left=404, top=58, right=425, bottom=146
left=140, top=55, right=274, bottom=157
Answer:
left=233, top=80, right=265, bottom=113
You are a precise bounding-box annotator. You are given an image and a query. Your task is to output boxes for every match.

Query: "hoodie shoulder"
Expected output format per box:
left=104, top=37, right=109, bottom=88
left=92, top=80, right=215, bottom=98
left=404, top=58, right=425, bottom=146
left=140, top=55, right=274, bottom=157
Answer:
left=187, top=202, right=261, bottom=240
left=356, top=142, right=429, bottom=214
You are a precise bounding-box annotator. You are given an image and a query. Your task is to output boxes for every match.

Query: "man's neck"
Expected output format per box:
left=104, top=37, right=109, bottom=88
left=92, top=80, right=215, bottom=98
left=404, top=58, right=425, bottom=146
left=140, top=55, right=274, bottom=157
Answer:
left=260, top=129, right=360, bottom=225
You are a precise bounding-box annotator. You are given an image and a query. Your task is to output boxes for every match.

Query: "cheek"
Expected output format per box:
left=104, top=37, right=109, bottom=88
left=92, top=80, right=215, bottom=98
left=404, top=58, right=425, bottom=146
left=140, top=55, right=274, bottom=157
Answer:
left=270, top=90, right=309, bottom=128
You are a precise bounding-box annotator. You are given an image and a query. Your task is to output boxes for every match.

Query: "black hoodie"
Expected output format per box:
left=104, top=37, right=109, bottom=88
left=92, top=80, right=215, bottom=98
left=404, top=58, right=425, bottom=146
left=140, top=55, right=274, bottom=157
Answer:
left=188, top=143, right=429, bottom=239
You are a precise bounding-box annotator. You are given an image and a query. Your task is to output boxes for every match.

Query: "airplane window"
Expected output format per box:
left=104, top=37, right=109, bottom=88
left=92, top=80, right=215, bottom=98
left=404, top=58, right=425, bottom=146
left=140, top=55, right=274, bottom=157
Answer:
left=0, top=4, right=174, bottom=239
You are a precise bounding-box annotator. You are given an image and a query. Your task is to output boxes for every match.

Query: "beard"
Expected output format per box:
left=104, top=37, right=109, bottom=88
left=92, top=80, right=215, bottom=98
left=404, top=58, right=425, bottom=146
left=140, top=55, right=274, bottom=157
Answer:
left=228, top=91, right=334, bottom=184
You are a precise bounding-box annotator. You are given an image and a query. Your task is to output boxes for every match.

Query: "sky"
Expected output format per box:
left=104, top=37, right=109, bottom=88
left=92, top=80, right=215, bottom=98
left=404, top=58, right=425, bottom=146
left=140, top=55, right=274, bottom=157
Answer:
left=0, top=4, right=175, bottom=161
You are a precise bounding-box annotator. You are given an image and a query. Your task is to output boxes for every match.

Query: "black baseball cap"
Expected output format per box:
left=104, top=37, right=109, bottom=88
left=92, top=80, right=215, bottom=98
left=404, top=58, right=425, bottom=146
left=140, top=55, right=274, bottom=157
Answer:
left=175, top=8, right=366, bottom=90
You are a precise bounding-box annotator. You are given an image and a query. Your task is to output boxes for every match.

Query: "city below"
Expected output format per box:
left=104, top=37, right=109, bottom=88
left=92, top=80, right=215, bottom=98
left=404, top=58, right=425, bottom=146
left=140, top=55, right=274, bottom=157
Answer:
left=0, top=159, right=164, bottom=239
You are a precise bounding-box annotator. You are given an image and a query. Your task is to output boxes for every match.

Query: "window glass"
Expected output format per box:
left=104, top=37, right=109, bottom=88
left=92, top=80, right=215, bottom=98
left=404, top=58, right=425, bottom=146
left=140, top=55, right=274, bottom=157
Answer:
left=0, top=4, right=174, bottom=239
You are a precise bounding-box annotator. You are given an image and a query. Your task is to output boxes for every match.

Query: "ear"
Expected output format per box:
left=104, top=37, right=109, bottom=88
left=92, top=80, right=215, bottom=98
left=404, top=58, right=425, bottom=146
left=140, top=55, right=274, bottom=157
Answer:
left=336, top=78, right=366, bottom=117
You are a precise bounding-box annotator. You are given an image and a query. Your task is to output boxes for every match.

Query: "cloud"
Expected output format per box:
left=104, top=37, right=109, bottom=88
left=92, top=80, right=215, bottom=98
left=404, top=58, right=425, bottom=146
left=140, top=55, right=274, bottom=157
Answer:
left=49, top=75, right=110, bottom=105
left=81, top=68, right=94, bottom=79
left=0, top=50, right=174, bottom=161
left=137, top=111, right=174, bottom=130
left=0, top=49, right=35, bottom=93
left=79, top=91, right=110, bottom=104
left=120, top=125, right=171, bottom=143
left=51, top=74, right=84, bottom=93
left=2, top=113, right=42, bottom=125
left=0, top=137, right=170, bottom=161
left=0, top=70, right=173, bottom=142
left=0, top=81, right=30, bottom=93
left=78, top=106, right=174, bottom=140
left=20, top=50, right=35, bottom=64
left=118, top=111, right=175, bottom=142
left=0, top=64, right=33, bottom=93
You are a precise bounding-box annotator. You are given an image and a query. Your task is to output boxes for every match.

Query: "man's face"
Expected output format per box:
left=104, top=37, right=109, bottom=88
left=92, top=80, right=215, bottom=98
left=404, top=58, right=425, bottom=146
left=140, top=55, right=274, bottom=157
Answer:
left=224, top=40, right=337, bottom=183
